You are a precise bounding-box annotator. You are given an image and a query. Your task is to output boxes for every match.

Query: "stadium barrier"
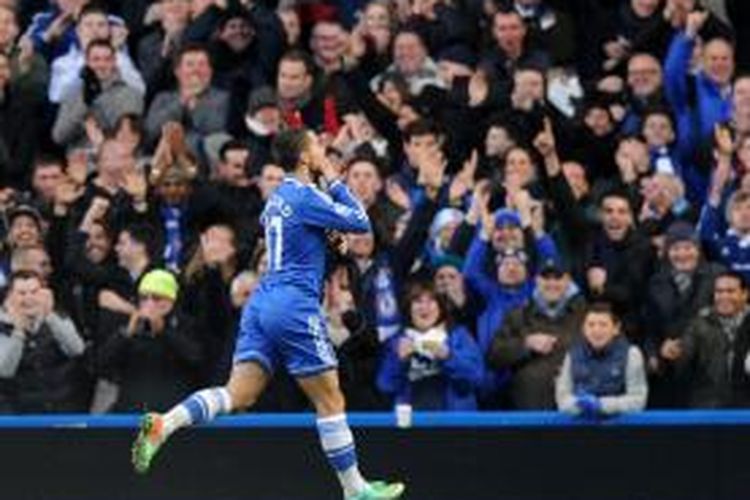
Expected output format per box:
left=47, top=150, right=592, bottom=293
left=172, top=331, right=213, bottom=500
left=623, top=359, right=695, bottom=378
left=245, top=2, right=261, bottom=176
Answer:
left=1, top=411, right=747, bottom=499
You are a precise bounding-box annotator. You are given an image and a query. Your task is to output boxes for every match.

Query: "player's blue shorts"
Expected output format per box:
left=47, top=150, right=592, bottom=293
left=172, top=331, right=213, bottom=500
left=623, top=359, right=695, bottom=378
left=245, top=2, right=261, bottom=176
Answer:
left=233, top=284, right=338, bottom=377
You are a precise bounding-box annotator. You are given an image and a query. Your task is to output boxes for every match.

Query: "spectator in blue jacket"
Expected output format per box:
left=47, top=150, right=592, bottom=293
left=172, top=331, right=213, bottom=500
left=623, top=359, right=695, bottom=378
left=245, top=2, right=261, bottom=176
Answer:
left=700, top=127, right=750, bottom=283
left=24, top=0, right=126, bottom=62
left=664, top=11, right=735, bottom=159
left=700, top=188, right=750, bottom=283
left=376, top=281, right=484, bottom=411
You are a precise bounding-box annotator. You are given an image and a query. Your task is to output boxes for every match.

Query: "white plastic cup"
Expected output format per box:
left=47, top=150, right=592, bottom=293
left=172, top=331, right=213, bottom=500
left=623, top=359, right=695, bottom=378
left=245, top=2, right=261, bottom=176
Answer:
left=395, top=403, right=413, bottom=429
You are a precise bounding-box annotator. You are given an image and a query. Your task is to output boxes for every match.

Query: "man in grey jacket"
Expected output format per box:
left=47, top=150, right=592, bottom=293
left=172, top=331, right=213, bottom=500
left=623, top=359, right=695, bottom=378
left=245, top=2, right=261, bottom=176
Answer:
left=144, top=43, right=229, bottom=157
left=52, top=39, right=144, bottom=149
left=0, top=270, right=85, bottom=413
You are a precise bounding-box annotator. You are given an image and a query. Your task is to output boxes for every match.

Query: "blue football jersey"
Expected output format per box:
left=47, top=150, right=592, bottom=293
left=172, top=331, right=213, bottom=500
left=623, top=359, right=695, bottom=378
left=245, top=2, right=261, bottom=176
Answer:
left=258, top=176, right=371, bottom=297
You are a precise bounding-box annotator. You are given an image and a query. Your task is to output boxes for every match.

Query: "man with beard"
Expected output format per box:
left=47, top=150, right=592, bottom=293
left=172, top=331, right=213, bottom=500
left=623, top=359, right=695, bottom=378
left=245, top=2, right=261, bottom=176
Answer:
left=64, top=196, right=116, bottom=339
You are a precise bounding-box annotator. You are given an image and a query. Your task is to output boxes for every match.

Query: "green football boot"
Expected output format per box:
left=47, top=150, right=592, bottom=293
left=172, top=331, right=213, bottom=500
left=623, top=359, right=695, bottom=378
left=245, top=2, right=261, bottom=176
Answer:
left=131, top=413, right=167, bottom=474
left=347, top=480, right=406, bottom=499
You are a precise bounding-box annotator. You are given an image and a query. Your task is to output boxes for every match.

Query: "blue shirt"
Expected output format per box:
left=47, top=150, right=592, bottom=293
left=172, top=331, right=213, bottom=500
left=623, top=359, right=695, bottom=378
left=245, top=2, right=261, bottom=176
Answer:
left=259, top=176, right=371, bottom=298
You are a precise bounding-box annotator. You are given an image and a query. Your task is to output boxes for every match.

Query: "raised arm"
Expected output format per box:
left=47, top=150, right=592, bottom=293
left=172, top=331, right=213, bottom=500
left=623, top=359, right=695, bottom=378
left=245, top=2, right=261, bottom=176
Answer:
left=301, top=181, right=372, bottom=233
left=664, top=12, right=708, bottom=113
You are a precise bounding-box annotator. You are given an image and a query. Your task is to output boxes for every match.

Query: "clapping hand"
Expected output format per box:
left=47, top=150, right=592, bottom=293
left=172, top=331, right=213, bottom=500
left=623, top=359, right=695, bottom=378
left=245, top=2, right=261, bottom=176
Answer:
left=421, top=339, right=450, bottom=360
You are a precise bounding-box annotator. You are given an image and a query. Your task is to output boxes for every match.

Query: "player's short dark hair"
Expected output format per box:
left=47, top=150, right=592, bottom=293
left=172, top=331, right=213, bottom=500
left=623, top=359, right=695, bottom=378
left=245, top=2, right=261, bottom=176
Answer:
left=272, top=129, right=310, bottom=173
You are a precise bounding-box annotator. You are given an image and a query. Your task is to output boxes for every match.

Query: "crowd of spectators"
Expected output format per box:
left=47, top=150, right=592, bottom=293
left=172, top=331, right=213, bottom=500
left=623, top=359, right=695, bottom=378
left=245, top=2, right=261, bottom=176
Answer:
left=0, top=0, right=748, bottom=417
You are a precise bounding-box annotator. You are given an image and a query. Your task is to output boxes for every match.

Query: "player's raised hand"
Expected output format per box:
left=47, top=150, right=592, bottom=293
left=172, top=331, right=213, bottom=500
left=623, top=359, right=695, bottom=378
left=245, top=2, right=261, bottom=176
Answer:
left=306, top=132, right=342, bottom=183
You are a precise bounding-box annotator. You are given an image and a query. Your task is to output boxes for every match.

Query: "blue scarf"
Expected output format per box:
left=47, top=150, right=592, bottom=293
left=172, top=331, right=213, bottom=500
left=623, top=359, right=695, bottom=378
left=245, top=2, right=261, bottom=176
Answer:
left=161, top=205, right=184, bottom=272
left=374, top=265, right=402, bottom=342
